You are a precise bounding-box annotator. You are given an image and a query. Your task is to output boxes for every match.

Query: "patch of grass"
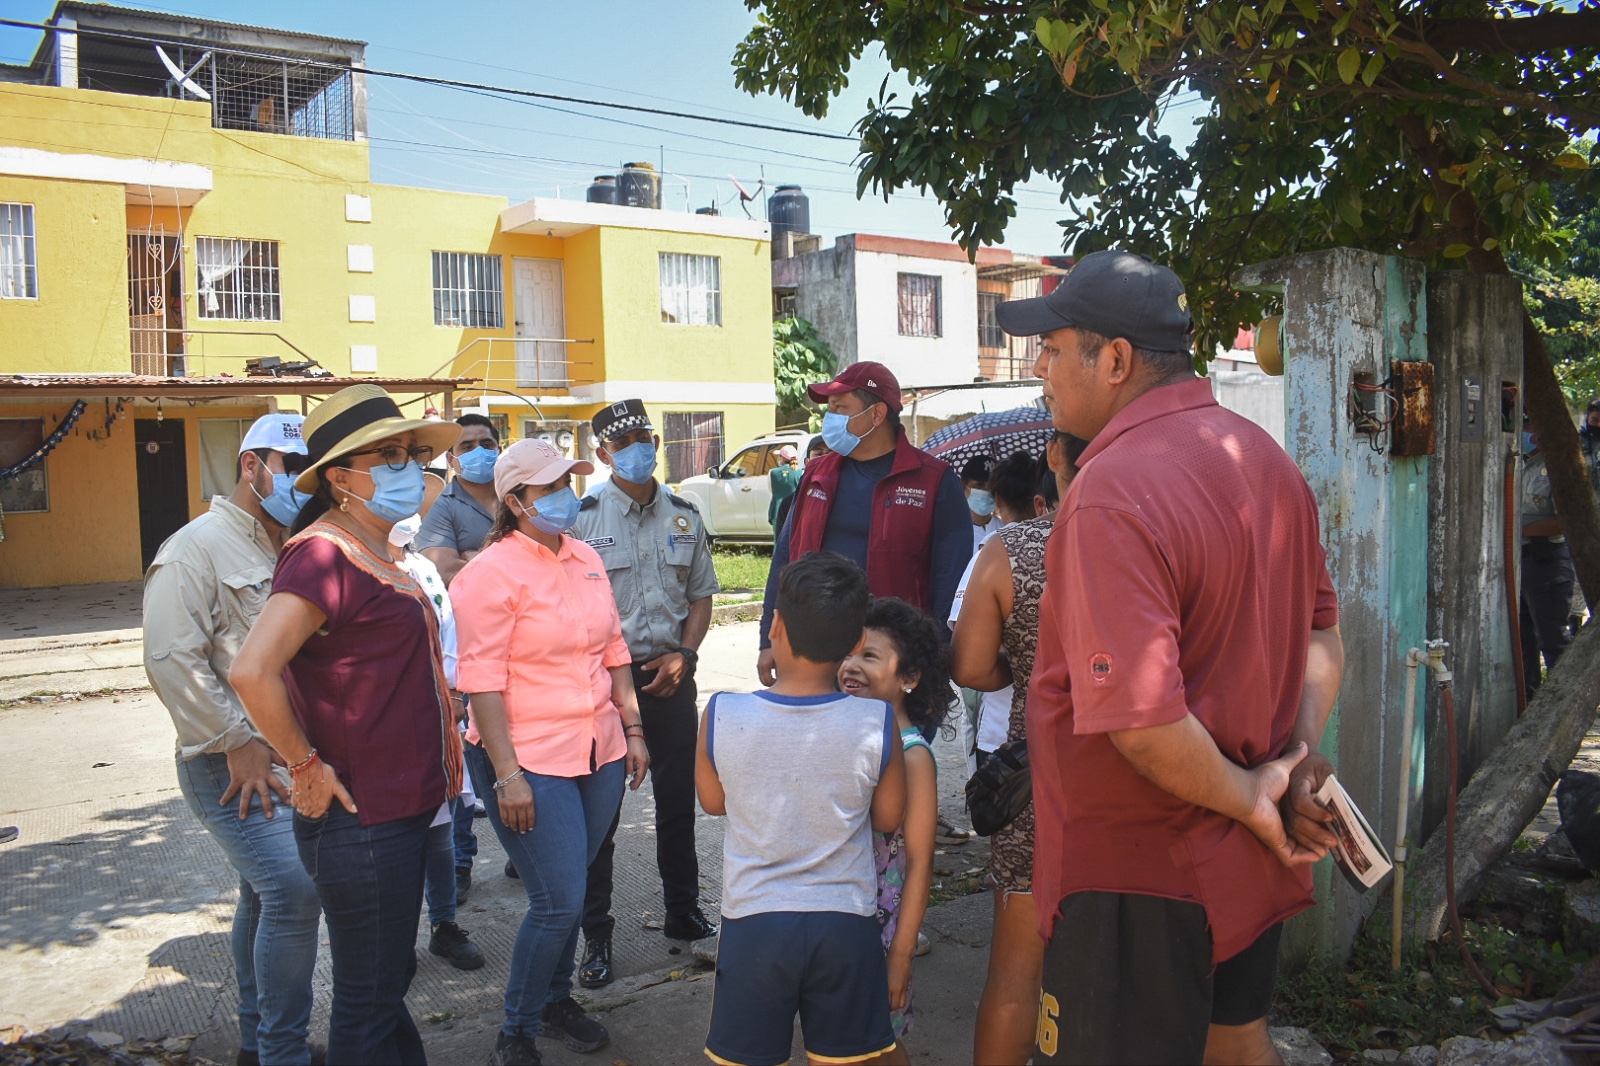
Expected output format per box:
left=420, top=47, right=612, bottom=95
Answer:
left=713, top=547, right=772, bottom=592
left=1275, top=907, right=1587, bottom=1057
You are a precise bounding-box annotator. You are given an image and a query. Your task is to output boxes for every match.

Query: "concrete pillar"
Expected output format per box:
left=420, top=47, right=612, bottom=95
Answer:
left=53, top=17, right=77, bottom=89
left=1234, top=248, right=1431, bottom=962
left=1421, top=273, right=1523, bottom=839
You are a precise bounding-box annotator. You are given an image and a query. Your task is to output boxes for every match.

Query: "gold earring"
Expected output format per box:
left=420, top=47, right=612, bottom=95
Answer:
left=338, top=491, right=350, bottom=513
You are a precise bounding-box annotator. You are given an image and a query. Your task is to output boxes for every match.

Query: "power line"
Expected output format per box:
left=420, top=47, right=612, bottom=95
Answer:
left=0, top=17, right=858, bottom=141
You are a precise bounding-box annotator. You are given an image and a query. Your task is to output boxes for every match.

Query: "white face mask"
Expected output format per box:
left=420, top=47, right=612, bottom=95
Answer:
left=388, top=513, right=423, bottom=548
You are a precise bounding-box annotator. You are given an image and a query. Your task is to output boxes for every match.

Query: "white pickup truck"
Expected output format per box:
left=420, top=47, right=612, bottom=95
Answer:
left=673, top=430, right=811, bottom=545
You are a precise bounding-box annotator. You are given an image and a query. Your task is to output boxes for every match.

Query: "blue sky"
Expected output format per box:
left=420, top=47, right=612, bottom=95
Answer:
left=0, top=0, right=1206, bottom=255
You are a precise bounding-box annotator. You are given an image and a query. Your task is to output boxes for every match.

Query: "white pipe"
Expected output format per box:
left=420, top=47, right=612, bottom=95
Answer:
left=1393, top=646, right=1426, bottom=971
left=1392, top=639, right=1452, bottom=971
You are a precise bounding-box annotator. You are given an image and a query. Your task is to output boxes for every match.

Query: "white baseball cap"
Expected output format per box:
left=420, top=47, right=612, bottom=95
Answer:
left=240, top=414, right=308, bottom=456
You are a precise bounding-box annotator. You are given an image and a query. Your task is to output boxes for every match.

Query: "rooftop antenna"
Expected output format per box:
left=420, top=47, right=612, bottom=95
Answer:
left=729, top=174, right=762, bottom=220
left=156, top=45, right=212, bottom=100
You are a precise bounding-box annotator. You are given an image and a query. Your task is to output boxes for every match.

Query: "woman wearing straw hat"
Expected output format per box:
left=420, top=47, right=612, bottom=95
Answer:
left=450, top=439, right=649, bottom=1066
left=233, top=384, right=463, bottom=1065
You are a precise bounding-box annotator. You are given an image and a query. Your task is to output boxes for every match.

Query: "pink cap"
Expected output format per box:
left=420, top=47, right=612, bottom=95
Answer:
left=776, top=445, right=799, bottom=463
left=493, top=438, right=594, bottom=500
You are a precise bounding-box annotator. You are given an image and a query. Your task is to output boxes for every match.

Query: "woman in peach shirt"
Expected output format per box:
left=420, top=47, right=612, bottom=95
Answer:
left=451, top=439, right=649, bottom=1066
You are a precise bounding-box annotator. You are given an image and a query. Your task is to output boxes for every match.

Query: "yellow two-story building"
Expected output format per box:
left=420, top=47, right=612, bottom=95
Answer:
left=0, top=3, right=774, bottom=588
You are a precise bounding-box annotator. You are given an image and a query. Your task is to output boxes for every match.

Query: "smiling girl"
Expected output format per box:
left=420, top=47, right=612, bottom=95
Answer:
left=838, top=598, right=950, bottom=1063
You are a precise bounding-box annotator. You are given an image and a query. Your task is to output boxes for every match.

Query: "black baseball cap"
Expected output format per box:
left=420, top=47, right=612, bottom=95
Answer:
left=996, top=249, right=1193, bottom=353
left=591, top=398, right=654, bottom=444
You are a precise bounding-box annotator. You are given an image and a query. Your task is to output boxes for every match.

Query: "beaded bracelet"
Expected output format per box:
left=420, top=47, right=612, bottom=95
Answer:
left=288, top=749, right=320, bottom=776
left=492, top=768, right=524, bottom=793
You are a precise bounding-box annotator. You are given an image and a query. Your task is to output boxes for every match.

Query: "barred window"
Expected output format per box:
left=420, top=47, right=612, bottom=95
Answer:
left=433, top=252, right=505, bottom=329
left=660, top=253, right=721, bottom=326
left=1, top=203, right=37, bottom=299
left=978, top=292, right=1005, bottom=348
left=663, top=411, right=725, bottom=483
left=898, top=273, right=941, bottom=337
left=197, top=237, right=280, bottom=321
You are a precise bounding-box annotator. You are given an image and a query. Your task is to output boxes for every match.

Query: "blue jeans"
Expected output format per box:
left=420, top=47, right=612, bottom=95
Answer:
left=295, top=805, right=431, bottom=1065
left=424, top=813, right=456, bottom=927
left=452, top=793, right=477, bottom=873
left=466, top=743, right=624, bottom=1037
left=176, top=752, right=320, bottom=1065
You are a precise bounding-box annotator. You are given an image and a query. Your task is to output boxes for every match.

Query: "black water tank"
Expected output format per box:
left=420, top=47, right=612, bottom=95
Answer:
left=768, top=184, right=810, bottom=237
left=617, top=162, right=661, bottom=209
left=587, top=175, right=617, bottom=204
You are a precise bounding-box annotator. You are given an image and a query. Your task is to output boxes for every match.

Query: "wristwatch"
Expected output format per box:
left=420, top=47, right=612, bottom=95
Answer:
left=676, top=647, right=699, bottom=672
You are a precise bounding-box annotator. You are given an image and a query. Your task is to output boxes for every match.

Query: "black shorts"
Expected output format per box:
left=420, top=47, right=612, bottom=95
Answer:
left=1035, top=892, right=1283, bottom=1065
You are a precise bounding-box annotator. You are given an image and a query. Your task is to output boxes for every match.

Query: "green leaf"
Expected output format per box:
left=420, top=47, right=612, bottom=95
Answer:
left=1481, top=238, right=1499, bottom=251
left=1361, top=53, right=1383, bottom=87
left=1443, top=244, right=1473, bottom=258
left=1337, top=48, right=1361, bottom=85
left=1553, top=153, right=1590, bottom=170
left=1337, top=197, right=1364, bottom=231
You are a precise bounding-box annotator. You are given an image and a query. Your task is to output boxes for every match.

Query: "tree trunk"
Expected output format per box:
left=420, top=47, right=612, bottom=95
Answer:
left=1521, top=313, right=1600, bottom=610
left=1401, top=621, right=1600, bottom=942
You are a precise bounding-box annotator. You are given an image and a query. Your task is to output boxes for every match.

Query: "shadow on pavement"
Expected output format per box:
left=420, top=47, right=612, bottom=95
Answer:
left=0, top=797, right=231, bottom=952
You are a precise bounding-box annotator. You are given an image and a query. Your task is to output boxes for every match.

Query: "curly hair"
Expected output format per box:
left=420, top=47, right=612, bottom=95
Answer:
left=863, top=597, right=952, bottom=738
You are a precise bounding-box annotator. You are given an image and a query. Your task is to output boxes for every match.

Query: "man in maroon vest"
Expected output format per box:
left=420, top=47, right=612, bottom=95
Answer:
left=757, top=361, right=972, bottom=686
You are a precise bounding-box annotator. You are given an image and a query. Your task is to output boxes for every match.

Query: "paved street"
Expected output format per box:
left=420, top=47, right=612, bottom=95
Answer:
left=0, top=583, right=988, bottom=1064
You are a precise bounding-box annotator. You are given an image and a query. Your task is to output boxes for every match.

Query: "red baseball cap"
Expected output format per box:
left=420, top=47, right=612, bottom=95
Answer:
left=807, top=361, right=903, bottom=413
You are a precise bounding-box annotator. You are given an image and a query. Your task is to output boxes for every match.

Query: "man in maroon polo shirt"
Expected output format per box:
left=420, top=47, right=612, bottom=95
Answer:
left=1000, top=250, right=1346, bottom=1065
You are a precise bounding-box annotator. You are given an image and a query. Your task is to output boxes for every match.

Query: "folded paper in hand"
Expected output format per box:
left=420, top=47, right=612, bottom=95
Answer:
left=1314, top=774, right=1393, bottom=892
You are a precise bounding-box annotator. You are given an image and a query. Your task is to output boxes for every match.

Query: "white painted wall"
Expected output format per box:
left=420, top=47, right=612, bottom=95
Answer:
left=852, top=250, right=979, bottom=387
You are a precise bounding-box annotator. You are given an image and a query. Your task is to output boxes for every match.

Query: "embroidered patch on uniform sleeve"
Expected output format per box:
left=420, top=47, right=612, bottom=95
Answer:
left=1089, top=652, right=1114, bottom=685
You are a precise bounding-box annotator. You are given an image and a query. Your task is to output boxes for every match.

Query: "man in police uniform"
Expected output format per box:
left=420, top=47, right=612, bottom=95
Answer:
left=572, top=399, right=720, bottom=987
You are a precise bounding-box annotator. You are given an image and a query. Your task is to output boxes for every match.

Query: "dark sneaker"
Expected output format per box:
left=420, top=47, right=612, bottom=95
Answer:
left=505, top=858, right=520, bottom=879
left=663, top=905, right=718, bottom=942
left=540, top=995, right=609, bottom=1053
left=429, top=921, right=485, bottom=970
left=578, top=935, right=613, bottom=989
left=489, top=1032, right=541, bottom=1066
left=456, top=867, right=472, bottom=904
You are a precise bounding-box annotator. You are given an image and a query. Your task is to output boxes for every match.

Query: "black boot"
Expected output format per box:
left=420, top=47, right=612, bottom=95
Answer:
left=663, top=905, right=718, bottom=942
left=578, top=934, right=613, bottom=989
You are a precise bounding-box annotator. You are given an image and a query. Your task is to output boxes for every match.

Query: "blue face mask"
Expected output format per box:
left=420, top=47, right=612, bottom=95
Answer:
left=457, top=446, right=498, bottom=484
left=253, top=471, right=306, bottom=528
left=968, top=489, right=996, bottom=518
left=609, top=440, right=658, bottom=484
left=821, top=406, right=878, bottom=457
left=1523, top=431, right=1536, bottom=456
left=519, top=486, right=581, bottom=535
left=355, top=461, right=428, bottom=524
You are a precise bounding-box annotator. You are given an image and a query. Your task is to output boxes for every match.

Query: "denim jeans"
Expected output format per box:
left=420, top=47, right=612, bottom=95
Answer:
left=295, top=805, right=431, bottom=1065
left=424, top=813, right=456, bottom=927
left=466, top=743, right=624, bottom=1037
left=451, top=793, right=477, bottom=873
left=176, top=752, right=320, bottom=1065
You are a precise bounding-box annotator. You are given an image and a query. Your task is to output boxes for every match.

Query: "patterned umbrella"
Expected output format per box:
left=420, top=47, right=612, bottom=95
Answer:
left=921, top=402, right=1055, bottom=470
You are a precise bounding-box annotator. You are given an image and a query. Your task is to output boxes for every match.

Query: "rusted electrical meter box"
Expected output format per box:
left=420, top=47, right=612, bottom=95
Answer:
left=1390, top=359, right=1436, bottom=456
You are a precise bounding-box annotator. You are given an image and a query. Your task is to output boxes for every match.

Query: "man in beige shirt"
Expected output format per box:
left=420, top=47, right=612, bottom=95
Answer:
left=143, top=414, right=322, bottom=1066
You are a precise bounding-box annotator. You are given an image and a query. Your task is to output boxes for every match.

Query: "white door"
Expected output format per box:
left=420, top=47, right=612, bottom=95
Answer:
left=513, top=258, right=565, bottom=387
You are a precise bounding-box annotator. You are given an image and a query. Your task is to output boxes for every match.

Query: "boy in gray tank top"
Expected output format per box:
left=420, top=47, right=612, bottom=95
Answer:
left=696, top=552, right=907, bottom=1066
